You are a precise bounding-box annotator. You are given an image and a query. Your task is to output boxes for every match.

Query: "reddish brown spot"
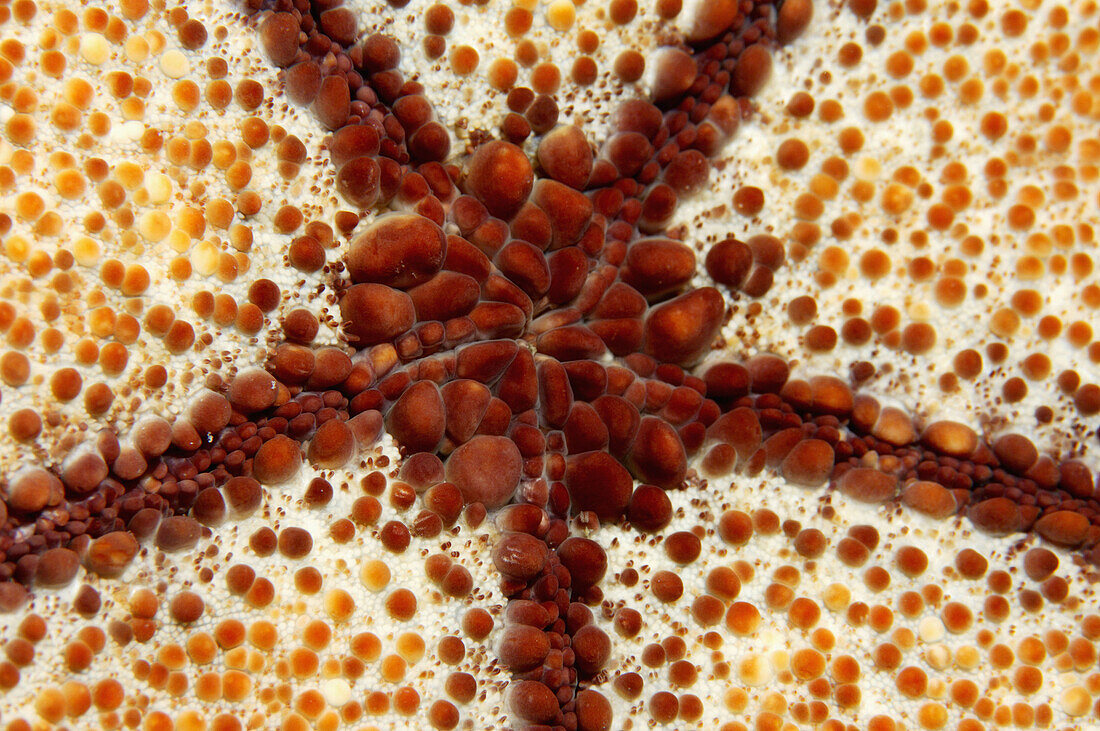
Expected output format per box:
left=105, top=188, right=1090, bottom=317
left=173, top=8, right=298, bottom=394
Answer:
left=557, top=536, right=608, bottom=589
left=387, top=381, right=446, bottom=453
left=627, top=416, right=687, bottom=488
left=652, top=48, right=697, bottom=103
left=252, top=435, right=303, bottom=485
left=446, top=435, right=523, bottom=509
left=565, top=451, right=633, bottom=520
left=340, top=284, right=416, bottom=346
left=465, top=141, right=533, bottom=220
left=837, top=468, right=897, bottom=503
left=537, top=125, right=593, bottom=190
left=643, top=288, right=725, bottom=366
left=498, top=625, right=550, bottom=672
left=621, top=239, right=696, bottom=299
left=492, top=532, right=548, bottom=581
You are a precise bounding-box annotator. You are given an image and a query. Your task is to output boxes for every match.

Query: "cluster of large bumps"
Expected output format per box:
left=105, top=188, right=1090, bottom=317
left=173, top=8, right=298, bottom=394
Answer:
left=326, top=83, right=759, bottom=526
left=325, top=334, right=728, bottom=520
left=336, top=125, right=732, bottom=379
left=309, top=7, right=828, bottom=723
left=697, top=356, right=1100, bottom=557
left=491, top=504, right=614, bottom=729
left=264, top=9, right=453, bottom=209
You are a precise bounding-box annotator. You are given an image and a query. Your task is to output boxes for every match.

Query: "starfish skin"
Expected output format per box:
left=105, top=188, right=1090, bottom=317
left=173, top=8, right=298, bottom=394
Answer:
left=0, top=0, right=1098, bottom=730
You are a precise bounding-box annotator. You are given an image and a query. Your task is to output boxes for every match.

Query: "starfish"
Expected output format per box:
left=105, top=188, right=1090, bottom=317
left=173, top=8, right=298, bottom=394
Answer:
left=0, top=0, right=1099, bottom=729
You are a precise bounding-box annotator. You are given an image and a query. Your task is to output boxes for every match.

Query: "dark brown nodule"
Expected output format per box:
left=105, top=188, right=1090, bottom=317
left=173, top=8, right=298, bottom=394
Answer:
left=307, top=419, right=356, bottom=468
left=627, top=416, right=687, bottom=488
left=347, top=213, right=447, bottom=289
left=733, top=44, right=773, bottom=96
left=170, top=591, right=205, bottom=624
left=466, top=141, right=533, bottom=220
left=556, top=536, right=607, bottom=589
left=497, top=625, right=550, bottom=671
left=687, top=0, right=738, bottom=42
left=576, top=688, right=614, bottom=731
left=224, top=476, right=263, bottom=518
left=651, top=48, right=696, bottom=103
left=572, top=624, right=612, bottom=676
left=492, top=532, right=548, bottom=581
left=565, top=451, right=633, bottom=521
left=278, top=526, right=314, bottom=559
left=5, top=468, right=61, bottom=512
left=1023, top=548, right=1058, bottom=582
left=643, top=288, right=725, bottom=366
left=155, top=516, right=202, bottom=552
left=508, top=679, right=560, bottom=724
left=400, top=452, right=446, bottom=491
left=252, top=434, right=303, bottom=484
left=706, top=238, right=752, bottom=289
left=259, top=12, right=301, bottom=68
left=446, top=435, right=523, bottom=509
left=84, top=531, right=139, bottom=578
left=837, top=468, right=897, bottom=503
left=780, top=439, right=834, bottom=487
left=35, top=548, right=80, bottom=588
left=283, top=311, right=323, bottom=347
left=901, top=480, right=956, bottom=519
left=627, top=484, right=673, bottom=532
left=340, top=283, right=416, bottom=346
left=537, top=125, right=593, bottom=190
left=778, top=0, right=815, bottom=44
left=968, top=497, right=1022, bottom=536
left=1035, top=510, right=1090, bottom=547
left=621, top=238, right=695, bottom=300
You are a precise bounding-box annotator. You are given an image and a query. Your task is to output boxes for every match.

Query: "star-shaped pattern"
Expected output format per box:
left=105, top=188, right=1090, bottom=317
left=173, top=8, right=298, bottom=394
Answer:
left=0, top=0, right=1098, bottom=729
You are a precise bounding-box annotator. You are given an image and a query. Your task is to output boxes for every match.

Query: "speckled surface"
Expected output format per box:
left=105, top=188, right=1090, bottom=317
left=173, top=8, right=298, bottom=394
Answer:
left=0, top=1, right=1098, bottom=730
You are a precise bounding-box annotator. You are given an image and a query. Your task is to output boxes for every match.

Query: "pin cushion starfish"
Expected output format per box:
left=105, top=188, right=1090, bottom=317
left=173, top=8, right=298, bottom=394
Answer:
left=0, top=0, right=1099, bottom=729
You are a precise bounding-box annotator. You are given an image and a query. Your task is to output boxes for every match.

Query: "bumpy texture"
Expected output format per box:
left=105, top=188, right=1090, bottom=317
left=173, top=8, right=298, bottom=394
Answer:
left=0, top=0, right=1098, bottom=730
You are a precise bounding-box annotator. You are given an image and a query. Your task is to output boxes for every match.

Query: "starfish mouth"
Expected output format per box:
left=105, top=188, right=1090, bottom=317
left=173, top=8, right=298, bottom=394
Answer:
left=0, top=0, right=1098, bottom=729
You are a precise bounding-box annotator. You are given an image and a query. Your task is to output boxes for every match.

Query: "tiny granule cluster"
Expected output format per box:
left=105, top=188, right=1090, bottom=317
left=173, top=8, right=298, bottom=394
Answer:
left=0, top=0, right=1097, bottom=730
